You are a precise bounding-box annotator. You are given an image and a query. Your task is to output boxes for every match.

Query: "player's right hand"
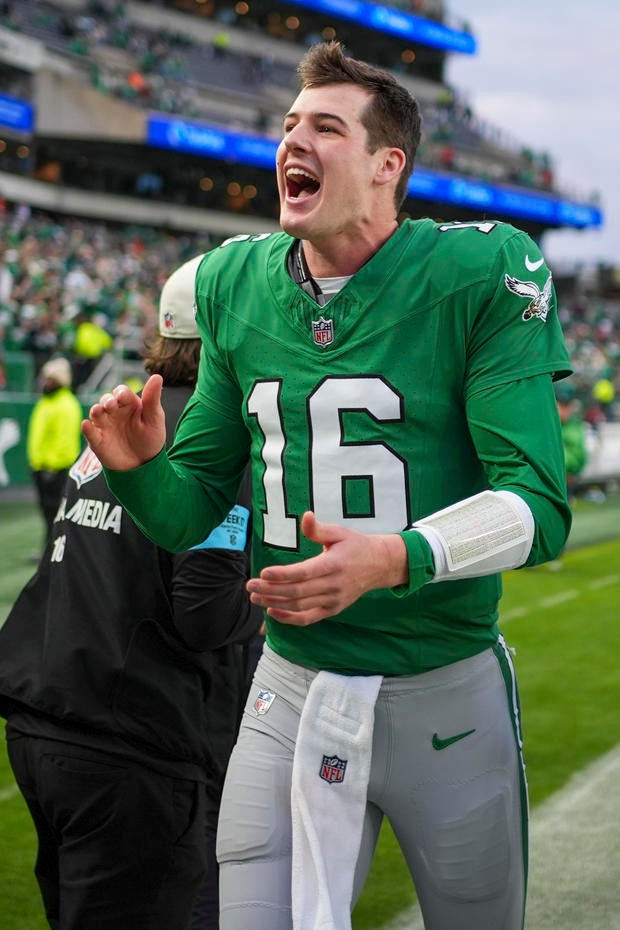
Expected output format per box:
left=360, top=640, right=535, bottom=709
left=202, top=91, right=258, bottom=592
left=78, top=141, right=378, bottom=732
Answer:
left=82, top=373, right=166, bottom=471
left=246, top=511, right=409, bottom=625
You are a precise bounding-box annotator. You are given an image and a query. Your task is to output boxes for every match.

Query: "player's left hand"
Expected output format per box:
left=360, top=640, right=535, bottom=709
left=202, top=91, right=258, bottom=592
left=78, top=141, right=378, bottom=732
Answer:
left=246, top=511, right=408, bottom=625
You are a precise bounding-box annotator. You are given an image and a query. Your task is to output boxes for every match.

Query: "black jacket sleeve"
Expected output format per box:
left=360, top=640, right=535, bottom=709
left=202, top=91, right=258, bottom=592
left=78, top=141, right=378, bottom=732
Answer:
left=164, top=462, right=263, bottom=652
left=170, top=546, right=261, bottom=652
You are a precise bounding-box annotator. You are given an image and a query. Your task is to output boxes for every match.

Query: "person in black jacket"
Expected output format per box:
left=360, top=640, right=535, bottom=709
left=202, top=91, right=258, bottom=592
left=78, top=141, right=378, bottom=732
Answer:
left=0, top=255, right=263, bottom=930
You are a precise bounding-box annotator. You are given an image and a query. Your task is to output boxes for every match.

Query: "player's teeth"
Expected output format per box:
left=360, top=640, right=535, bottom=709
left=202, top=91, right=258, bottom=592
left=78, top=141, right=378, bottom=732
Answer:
left=287, top=169, right=318, bottom=182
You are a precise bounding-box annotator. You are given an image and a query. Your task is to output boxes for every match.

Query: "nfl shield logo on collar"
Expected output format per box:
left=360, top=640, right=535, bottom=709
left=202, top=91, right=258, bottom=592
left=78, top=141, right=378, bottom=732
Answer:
left=252, top=689, right=276, bottom=716
left=312, top=316, right=334, bottom=347
left=319, top=754, right=347, bottom=784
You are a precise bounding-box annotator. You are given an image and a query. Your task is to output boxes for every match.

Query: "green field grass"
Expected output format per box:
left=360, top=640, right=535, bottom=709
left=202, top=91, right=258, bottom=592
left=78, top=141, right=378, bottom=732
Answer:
left=1, top=494, right=619, bottom=930
left=0, top=499, right=43, bottom=624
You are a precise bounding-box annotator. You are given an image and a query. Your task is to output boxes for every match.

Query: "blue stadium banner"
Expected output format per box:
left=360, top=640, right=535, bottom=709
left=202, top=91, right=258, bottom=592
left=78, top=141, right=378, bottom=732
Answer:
left=147, top=116, right=278, bottom=169
left=147, top=115, right=602, bottom=230
left=286, top=0, right=476, bottom=53
left=0, top=93, right=34, bottom=133
left=409, top=168, right=603, bottom=229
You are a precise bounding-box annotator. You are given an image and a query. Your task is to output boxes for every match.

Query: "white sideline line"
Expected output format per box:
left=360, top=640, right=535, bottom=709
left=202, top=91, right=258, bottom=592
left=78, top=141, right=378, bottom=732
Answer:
left=500, top=567, right=620, bottom=626
left=588, top=573, right=620, bottom=589
left=500, top=586, right=580, bottom=624
left=378, top=744, right=620, bottom=930
left=539, top=589, right=579, bottom=608
left=499, top=606, right=527, bottom=623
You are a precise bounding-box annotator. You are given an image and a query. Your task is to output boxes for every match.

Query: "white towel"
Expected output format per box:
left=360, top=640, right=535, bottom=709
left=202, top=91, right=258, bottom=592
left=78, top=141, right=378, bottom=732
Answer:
left=291, top=670, right=383, bottom=930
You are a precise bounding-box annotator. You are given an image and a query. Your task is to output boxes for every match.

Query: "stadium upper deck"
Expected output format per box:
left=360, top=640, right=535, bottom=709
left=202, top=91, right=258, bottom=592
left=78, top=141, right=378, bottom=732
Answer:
left=0, top=0, right=603, bottom=240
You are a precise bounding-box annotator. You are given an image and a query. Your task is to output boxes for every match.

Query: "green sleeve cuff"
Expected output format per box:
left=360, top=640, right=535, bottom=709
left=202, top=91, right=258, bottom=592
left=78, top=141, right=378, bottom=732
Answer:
left=103, top=447, right=205, bottom=552
left=103, top=445, right=169, bottom=507
left=392, top=529, right=436, bottom=598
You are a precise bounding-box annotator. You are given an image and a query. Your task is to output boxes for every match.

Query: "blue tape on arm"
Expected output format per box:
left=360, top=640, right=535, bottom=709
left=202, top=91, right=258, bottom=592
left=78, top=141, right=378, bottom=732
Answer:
left=191, top=504, right=249, bottom=551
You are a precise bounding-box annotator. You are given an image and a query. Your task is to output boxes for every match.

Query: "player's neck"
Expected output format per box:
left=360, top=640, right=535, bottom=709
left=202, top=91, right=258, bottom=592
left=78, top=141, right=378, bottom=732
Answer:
left=302, top=220, right=398, bottom=278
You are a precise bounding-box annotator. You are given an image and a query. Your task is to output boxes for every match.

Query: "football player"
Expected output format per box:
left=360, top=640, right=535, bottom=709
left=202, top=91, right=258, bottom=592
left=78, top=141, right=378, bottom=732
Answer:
left=84, top=42, right=572, bottom=930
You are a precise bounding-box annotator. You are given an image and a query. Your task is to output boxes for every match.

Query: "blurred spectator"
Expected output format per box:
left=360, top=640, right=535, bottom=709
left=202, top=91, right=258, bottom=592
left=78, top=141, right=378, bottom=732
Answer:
left=592, top=376, right=616, bottom=421
left=26, top=356, right=83, bottom=551
left=70, top=307, right=114, bottom=387
left=212, top=29, right=230, bottom=56
left=555, top=381, right=588, bottom=501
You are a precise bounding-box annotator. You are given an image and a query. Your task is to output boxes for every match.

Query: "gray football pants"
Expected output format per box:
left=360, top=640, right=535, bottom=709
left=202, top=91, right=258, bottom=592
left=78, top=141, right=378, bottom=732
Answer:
left=217, top=640, right=528, bottom=930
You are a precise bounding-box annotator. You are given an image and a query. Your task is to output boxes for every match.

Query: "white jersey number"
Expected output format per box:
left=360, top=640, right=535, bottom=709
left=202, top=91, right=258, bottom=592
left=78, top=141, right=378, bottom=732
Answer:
left=438, top=221, right=498, bottom=234
left=248, top=376, right=409, bottom=549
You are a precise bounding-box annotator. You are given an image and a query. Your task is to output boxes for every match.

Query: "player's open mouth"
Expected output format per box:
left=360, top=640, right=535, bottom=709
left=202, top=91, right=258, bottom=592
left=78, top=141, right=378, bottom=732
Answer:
left=285, top=167, right=320, bottom=201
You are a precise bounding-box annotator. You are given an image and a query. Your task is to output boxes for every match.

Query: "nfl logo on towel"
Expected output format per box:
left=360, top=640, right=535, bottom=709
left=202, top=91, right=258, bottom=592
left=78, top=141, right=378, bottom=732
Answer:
left=319, top=754, right=347, bottom=784
left=312, top=317, right=334, bottom=347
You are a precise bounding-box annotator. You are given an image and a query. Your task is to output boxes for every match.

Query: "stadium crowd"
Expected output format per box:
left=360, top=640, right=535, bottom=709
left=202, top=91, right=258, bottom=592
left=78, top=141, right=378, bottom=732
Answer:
left=0, top=202, right=216, bottom=387
left=559, top=293, right=619, bottom=426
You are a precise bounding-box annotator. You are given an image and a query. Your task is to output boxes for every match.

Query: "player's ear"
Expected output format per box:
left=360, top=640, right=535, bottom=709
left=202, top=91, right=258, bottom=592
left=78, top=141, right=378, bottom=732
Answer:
left=375, top=147, right=406, bottom=188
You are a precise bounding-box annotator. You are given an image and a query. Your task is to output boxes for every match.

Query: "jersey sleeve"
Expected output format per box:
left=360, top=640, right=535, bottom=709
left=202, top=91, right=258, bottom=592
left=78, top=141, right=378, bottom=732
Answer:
left=466, top=372, right=571, bottom=563
left=394, top=371, right=571, bottom=596
left=465, top=230, right=572, bottom=396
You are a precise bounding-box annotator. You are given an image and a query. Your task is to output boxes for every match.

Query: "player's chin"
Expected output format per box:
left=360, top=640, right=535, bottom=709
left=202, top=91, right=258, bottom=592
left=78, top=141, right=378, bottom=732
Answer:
left=279, top=199, right=320, bottom=238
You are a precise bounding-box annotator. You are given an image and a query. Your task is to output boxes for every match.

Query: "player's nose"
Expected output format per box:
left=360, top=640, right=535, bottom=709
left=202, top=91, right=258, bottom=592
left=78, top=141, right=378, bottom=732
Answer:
left=282, top=122, right=311, bottom=153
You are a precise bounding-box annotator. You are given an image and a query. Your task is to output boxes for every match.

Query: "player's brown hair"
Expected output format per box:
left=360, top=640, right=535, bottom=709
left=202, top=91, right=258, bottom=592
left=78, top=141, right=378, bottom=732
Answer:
left=297, top=42, right=421, bottom=209
left=142, top=335, right=201, bottom=387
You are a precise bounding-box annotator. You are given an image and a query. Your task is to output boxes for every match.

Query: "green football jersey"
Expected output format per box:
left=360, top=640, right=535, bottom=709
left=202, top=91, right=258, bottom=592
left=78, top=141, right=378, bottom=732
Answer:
left=108, top=218, right=572, bottom=675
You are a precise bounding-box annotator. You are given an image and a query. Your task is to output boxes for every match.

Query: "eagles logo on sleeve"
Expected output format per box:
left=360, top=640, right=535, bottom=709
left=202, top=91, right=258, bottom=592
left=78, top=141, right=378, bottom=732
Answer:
left=504, top=272, right=553, bottom=322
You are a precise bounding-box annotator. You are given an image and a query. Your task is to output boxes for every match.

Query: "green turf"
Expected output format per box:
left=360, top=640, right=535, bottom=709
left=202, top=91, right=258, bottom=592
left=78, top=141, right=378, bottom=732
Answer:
left=0, top=499, right=43, bottom=623
left=1, top=494, right=619, bottom=930
left=564, top=492, right=620, bottom=550
left=0, top=500, right=49, bottom=929
left=506, top=542, right=620, bottom=804
left=0, top=780, right=48, bottom=930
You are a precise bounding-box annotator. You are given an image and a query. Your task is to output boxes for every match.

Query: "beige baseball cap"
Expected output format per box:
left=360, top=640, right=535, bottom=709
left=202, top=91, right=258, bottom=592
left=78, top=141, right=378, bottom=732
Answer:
left=41, top=357, right=72, bottom=387
left=158, top=253, right=205, bottom=339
